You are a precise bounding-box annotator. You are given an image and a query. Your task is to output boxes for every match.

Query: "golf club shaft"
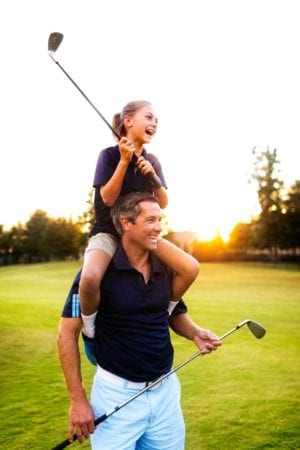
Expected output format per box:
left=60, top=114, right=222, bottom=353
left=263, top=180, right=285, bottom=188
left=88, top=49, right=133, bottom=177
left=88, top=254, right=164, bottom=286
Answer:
left=49, top=55, right=162, bottom=188
left=51, top=320, right=255, bottom=450
left=49, top=54, right=119, bottom=140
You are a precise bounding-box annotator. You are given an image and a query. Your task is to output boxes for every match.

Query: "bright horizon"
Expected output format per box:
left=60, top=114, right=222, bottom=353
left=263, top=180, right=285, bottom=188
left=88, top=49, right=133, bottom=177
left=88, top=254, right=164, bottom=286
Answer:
left=1, top=1, right=299, bottom=242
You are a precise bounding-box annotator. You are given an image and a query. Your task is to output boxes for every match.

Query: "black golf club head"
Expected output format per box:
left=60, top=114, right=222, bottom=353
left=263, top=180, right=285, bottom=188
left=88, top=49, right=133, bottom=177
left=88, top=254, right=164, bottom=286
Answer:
left=48, top=32, right=64, bottom=54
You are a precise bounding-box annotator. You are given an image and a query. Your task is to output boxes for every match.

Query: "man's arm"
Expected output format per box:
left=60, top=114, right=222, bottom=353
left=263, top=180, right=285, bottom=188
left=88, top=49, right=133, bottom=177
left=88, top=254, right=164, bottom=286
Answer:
left=57, top=317, right=95, bottom=443
left=169, top=312, right=222, bottom=354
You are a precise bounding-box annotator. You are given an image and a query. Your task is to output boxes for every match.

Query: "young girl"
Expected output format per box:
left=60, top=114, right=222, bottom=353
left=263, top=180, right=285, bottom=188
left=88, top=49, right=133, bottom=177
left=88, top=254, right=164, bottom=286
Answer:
left=79, top=100, right=198, bottom=339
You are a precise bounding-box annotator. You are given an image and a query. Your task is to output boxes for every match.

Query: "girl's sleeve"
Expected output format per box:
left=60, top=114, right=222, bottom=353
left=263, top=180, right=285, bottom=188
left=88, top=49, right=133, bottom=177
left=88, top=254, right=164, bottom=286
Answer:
left=148, top=154, right=168, bottom=189
left=93, top=148, right=118, bottom=187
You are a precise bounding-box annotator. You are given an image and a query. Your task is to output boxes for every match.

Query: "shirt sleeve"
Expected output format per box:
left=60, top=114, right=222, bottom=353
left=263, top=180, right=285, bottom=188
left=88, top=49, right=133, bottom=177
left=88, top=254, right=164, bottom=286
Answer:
left=170, top=299, right=188, bottom=316
left=93, top=147, right=119, bottom=187
left=61, top=269, right=82, bottom=318
left=147, top=153, right=167, bottom=189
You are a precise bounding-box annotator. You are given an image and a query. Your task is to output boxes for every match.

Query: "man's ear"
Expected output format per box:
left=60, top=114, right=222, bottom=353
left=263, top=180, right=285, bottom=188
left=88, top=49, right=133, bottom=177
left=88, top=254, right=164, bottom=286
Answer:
left=120, top=217, right=132, bottom=232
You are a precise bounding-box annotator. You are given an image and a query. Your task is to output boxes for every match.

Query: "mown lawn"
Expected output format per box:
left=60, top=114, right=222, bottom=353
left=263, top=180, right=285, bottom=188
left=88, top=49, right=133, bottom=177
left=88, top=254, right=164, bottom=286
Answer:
left=0, top=261, right=299, bottom=449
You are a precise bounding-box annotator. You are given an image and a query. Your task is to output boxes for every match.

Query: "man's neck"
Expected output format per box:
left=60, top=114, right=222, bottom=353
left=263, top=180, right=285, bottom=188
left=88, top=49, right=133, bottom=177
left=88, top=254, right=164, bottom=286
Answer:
left=122, top=240, right=151, bottom=283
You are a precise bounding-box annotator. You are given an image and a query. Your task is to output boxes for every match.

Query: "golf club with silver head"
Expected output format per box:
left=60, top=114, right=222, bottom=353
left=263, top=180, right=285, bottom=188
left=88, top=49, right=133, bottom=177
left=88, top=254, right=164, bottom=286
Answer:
left=48, top=32, right=162, bottom=189
left=51, top=319, right=266, bottom=450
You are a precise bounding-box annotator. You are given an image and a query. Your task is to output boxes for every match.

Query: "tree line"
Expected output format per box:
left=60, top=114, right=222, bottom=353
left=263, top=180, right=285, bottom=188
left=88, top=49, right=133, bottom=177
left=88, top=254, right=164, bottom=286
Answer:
left=1, top=148, right=299, bottom=265
left=227, top=148, right=300, bottom=262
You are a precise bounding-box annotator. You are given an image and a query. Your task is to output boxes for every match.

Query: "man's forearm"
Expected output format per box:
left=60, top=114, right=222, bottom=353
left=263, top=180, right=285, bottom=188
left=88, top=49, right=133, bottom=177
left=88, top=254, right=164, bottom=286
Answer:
left=169, top=313, right=222, bottom=354
left=169, top=312, right=198, bottom=340
left=57, top=318, right=95, bottom=442
left=57, top=318, right=87, bottom=401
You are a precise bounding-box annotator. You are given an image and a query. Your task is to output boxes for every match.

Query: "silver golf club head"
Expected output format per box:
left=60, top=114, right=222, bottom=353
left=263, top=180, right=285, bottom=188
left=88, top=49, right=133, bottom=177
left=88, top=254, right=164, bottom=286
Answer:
left=234, top=319, right=266, bottom=339
left=48, top=32, right=64, bottom=55
left=246, top=320, right=266, bottom=339
left=220, top=319, right=266, bottom=341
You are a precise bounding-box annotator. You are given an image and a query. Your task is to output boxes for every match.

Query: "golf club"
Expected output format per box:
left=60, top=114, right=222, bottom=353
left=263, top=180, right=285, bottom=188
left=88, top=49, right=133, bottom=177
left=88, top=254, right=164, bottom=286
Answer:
left=52, top=319, right=266, bottom=450
left=48, top=32, right=162, bottom=189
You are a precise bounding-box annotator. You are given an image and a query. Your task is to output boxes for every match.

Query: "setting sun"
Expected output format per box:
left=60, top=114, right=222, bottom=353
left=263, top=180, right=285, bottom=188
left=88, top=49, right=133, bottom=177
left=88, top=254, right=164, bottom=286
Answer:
left=165, top=182, right=260, bottom=243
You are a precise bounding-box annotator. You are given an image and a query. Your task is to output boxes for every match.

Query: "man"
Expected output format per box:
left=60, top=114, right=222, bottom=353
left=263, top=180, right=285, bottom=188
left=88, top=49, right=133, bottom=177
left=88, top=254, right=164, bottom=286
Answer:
left=57, top=192, right=221, bottom=449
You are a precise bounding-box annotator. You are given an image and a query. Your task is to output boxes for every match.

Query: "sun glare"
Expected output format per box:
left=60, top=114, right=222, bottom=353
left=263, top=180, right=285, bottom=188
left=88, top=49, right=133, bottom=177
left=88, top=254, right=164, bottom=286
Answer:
left=195, top=227, right=230, bottom=243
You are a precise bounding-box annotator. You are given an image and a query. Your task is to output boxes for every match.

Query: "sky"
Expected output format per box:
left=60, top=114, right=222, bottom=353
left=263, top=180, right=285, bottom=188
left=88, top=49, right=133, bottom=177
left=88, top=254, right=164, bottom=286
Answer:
left=1, top=0, right=299, bottom=241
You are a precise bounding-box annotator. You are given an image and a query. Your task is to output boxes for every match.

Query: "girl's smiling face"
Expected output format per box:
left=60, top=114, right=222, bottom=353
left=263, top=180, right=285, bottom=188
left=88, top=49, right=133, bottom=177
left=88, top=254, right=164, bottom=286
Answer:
left=125, top=105, right=158, bottom=145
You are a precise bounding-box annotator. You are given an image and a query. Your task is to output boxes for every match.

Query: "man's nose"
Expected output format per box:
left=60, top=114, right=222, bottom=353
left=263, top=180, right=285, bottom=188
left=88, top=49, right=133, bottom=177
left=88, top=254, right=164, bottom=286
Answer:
left=154, top=221, right=162, bottom=232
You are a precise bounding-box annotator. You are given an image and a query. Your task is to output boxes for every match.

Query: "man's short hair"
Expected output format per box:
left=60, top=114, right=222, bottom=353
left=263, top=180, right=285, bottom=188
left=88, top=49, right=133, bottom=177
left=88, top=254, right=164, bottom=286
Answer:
left=111, top=192, right=159, bottom=236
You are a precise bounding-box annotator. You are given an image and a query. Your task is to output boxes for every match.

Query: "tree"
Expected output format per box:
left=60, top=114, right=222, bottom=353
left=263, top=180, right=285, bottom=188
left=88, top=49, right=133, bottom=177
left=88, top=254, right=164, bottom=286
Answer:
left=23, top=210, right=51, bottom=262
left=77, top=189, right=95, bottom=233
left=251, top=147, right=284, bottom=255
left=43, top=218, right=82, bottom=259
left=252, top=147, right=283, bottom=214
left=281, top=180, right=300, bottom=251
left=229, top=222, right=252, bottom=252
left=0, top=225, right=11, bottom=264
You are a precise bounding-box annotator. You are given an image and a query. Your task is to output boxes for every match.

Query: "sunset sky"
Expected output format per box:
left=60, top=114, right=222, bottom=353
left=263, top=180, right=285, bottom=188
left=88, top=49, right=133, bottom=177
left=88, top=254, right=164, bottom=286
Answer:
left=1, top=0, right=299, bottom=241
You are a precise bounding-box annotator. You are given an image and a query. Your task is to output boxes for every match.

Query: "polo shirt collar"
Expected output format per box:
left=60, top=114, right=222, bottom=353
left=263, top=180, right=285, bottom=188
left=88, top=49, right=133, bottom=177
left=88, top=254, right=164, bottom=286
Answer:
left=113, top=243, right=165, bottom=273
left=141, top=147, right=149, bottom=158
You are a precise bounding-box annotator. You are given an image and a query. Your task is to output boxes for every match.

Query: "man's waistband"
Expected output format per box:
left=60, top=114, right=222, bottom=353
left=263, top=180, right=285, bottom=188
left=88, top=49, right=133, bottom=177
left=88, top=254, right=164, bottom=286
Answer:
left=96, top=365, right=166, bottom=390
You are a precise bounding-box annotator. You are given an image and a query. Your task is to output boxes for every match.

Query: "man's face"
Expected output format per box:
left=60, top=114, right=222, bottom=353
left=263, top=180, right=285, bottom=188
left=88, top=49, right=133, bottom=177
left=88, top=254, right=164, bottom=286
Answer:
left=125, top=201, right=162, bottom=251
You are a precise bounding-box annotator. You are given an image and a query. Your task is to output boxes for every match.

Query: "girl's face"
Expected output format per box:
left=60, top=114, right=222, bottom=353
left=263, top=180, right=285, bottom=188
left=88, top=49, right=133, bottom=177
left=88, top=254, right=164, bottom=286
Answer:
left=125, top=105, right=158, bottom=144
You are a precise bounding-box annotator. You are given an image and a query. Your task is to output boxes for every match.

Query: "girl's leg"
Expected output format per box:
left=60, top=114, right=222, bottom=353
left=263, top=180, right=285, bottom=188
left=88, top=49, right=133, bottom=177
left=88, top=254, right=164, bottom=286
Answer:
left=79, top=233, right=117, bottom=337
left=153, top=238, right=199, bottom=300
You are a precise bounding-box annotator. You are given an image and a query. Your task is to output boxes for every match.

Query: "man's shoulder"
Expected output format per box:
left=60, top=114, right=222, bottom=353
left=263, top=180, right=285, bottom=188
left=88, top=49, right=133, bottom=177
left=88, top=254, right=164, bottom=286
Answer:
left=109, top=244, right=171, bottom=276
left=151, top=252, right=171, bottom=274
left=110, top=244, right=132, bottom=270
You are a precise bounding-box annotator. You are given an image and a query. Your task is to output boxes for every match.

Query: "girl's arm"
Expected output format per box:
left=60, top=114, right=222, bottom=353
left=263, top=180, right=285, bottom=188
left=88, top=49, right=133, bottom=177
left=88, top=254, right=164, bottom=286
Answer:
left=136, top=156, right=168, bottom=208
left=100, top=159, right=130, bottom=206
left=100, top=138, right=135, bottom=206
left=153, top=185, right=168, bottom=209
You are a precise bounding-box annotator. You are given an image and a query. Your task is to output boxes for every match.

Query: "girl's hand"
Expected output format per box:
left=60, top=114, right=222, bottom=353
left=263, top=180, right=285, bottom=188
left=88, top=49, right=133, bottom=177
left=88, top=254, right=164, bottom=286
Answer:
left=136, top=156, right=156, bottom=176
left=118, top=137, right=135, bottom=163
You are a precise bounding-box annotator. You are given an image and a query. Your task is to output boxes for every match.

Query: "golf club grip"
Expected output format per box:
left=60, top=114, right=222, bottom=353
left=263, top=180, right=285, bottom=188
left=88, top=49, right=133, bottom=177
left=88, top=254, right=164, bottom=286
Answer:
left=131, top=154, right=162, bottom=189
left=51, top=413, right=108, bottom=450
left=147, top=172, right=162, bottom=189
left=51, top=438, right=73, bottom=450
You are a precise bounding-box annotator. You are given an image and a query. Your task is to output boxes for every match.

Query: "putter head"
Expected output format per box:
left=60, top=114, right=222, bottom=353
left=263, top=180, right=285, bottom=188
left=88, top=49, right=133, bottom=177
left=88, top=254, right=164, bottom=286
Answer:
left=247, top=320, right=266, bottom=339
left=48, top=32, right=64, bottom=55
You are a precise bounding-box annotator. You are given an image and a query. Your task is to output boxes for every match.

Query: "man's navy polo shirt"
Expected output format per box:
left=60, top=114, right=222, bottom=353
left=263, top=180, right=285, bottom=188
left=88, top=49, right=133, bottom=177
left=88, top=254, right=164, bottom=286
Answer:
left=95, top=244, right=173, bottom=382
left=89, top=145, right=167, bottom=237
left=62, top=246, right=188, bottom=382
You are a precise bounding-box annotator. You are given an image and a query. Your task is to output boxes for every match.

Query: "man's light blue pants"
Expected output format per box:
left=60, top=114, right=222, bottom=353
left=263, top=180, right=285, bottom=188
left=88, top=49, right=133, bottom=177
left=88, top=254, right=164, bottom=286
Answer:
left=90, top=372, right=185, bottom=450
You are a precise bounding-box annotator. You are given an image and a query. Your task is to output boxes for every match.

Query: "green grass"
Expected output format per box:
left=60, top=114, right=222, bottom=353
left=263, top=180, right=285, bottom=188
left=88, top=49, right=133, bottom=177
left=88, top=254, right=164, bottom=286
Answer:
left=0, top=262, right=299, bottom=449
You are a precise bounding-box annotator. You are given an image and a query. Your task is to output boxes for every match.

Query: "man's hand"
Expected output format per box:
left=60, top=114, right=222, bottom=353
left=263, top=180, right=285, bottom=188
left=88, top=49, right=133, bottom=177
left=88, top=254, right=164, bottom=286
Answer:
left=68, top=397, right=95, bottom=443
left=193, top=328, right=222, bottom=355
